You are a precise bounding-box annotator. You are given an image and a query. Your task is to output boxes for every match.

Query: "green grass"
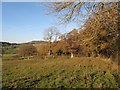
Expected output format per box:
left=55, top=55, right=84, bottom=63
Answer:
left=2, top=55, right=15, bottom=60
left=2, top=57, right=120, bottom=88
left=2, top=54, right=34, bottom=60
left=2, top=55, right=20, bottom=60
left=2, top=45, right=19, bottom=54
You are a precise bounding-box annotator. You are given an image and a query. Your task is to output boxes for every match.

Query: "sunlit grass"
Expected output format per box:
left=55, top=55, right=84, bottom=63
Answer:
left=2, top=57, right=120, bottom=88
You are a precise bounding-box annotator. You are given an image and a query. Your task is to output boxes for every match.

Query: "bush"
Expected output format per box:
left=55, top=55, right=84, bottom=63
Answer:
left=19, top=44, right=37, bottom=57
left=36, top=44, right=49, bottom=59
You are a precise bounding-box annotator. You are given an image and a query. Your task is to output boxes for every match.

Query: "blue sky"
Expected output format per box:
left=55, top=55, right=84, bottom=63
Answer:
left=2, top=2, right=80, bottom=43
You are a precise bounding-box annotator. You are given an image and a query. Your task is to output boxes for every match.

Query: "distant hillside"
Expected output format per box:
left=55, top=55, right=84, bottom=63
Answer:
left=0, top=42, right=18, bottom=46
left=0, top=41, right=48, bottom=46
left=26, top=41, right=48, bottom=44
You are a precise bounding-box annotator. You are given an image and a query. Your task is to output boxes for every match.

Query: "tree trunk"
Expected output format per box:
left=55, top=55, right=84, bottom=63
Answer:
left=71, top=52, right=74, bottom=58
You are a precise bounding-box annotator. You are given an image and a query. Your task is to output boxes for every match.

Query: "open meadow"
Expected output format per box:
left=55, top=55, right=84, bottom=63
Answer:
left=2, top=57, right=120, bottom=88
left=2, top=1, right=119, bottom=89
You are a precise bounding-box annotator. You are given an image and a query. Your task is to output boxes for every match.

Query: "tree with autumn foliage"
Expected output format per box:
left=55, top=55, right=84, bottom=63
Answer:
left=78, top=2, right=119, bottom=58
left=46, top=2, right=119, bottom=59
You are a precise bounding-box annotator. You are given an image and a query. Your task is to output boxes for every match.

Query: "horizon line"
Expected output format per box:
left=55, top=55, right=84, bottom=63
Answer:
left=1, top=39, right=47, bottom=44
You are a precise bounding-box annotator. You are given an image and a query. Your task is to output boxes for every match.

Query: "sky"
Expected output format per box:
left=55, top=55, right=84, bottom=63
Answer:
left=2, top=2, right=80, bottom=43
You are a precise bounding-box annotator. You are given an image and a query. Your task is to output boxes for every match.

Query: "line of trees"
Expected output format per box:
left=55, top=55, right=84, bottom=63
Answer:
left=37, top=2, right=119, bottom=60
left=17, top=2, right=118, bottom=60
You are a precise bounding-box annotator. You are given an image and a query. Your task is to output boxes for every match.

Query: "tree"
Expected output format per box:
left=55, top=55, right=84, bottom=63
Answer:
left=44, top=26, right=60, bottom=55
left=65, top=29, right=79, bottom=58
left=58, top=28, right=80, bottom=58
left=48, top=2, right=118, bottom=24
left=52, top=40, right=69, bottom=56
left=48, top=2, right=119, bottom=58
left=76, top=3, right=119, bottom=58
left=19, top=44, right=37, bottom=58
left=37, top=44, right=49, bottom=59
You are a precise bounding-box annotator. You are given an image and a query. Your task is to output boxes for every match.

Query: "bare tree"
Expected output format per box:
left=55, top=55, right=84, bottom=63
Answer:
left=44, top=26, right=60, bottom=55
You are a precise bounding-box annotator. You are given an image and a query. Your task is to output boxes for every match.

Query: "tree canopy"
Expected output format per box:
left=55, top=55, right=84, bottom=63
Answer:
left=40, top=2, right=119, bottom=59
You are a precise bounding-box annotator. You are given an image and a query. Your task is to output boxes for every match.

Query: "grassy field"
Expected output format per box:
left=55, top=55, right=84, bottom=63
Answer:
left=1, top=54, right=18, bottom=60
left=2, top=57, right=120, bottom=88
